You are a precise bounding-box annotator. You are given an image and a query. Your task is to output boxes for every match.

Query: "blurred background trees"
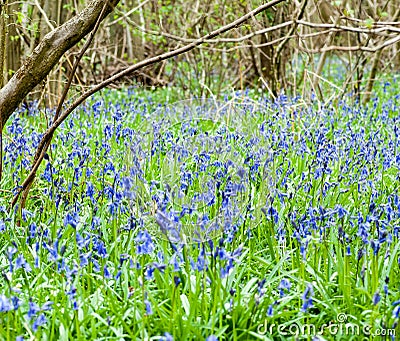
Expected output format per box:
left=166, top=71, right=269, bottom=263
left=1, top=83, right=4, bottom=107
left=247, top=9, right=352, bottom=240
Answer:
left=1, top=0, right=400, bottom=104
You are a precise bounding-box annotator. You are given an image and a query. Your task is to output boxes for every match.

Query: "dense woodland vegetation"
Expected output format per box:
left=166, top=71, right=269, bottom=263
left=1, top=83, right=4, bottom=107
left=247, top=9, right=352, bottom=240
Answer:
left=1, top=0, right=400, bottom=100
left=1, top=1, right=400, bottom=340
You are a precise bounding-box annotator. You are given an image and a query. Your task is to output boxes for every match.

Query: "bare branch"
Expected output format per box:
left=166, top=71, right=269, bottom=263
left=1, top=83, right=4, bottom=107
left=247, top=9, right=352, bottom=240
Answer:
left=296, top=19, right=400, bottom=34
left=121, top=14, right=294, bottom=43
left=106, top=0, right=151, bottom=26
left=299, top=34, right=400, bottom=53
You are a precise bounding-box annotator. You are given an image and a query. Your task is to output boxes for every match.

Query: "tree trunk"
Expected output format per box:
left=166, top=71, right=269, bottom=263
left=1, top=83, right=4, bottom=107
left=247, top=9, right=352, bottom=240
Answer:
left=0, top=0, right=121, bottom=128
left=0, top=0, right=8, bottom=89
left=6, top=2, right=22, bottom=85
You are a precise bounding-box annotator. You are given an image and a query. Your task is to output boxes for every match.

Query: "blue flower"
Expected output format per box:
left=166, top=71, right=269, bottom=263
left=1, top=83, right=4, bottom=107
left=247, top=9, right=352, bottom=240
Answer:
left=392, top=301, right=400, bottom=318
left=174, top=276, right=181, bottom=287
left=93, top=238, right=108, bottom=258
left=104, top=265, right=112, bottom=279
left=258, top=279, right=266, bottom=297
left=41, top=301, right=53, bottom=311
left=86, top=182, right=95, bottom=203
left=278, top=278, right=291, bottom=297
left=336, top=205, right=348, bottom=219
left=11, top=296, right=20, bottom=310
left=0, top=219, right=5, bottom=232
left=145, top=266, right=155, bottom=280
left=372, top=291, right=381, bottom=305
left=162, top=332, right=174, bottom=341
left=27, top=300, right=41, bottom=319
left=0, top=295, right=12, bottom=312
left=28, top=222, right=37, bottom=241
left=66, top=286, right=78, bottom=310
left=267, top=304, right=273, bottom=317
left=144, top=299, right=153, bottom=315
left=64, top=212, right=79, bottom=229
left=15, top=254, right=32, bottom=272
left=42, top=163, right=54, bottom=182
left=301, top=283, right=314, bottom=312
left=7, top=247, right=17, bottom=273
left=135, top=230, right=155, bottom=255
left=32, top=313, right=47, bottom=332
left=206, top=336, right=218, bottom=341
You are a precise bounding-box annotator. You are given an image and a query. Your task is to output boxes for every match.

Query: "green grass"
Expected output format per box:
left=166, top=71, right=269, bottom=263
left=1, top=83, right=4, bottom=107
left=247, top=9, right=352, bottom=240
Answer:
left=0, top=78, right=400, bottom=340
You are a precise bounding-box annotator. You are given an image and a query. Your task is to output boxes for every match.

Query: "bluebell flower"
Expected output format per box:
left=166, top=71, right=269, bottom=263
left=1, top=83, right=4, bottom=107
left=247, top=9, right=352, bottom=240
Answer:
left=92, top=258, right=101, bottom=273
left=104, top=265, right=112, bottom=279
left=392, top=300, right=400, bottom=318
left=43, top=240, right=59, bottom=262
left=86, top=167, right=93, bottom=177
left=7, top=247, right=17, bottom=273
left=337, top=205, right=348, bottom=219
left=384, top=284, right=389, bottom=296
left=163, top=332, right=174, bottom=341
left=93, top=239, right=108, bottom=258
left=122, top=177, right=134, bottom=199
left=66, top=286, right=78, bottom=310
left=301, top=283, right=314, bottom=312
left=267, top=304, right=273, bottom=317
left=79, top=252, right=90, bottom=267
left=370, top=240, right=380, bottom=255
left=0, top=219, right=5, bottom=232
left=300, top=242, right=308, bottom=260
left=27, top=222, right=37, bottom=241
left=34, top=242, right=40, bottom=268
left=15, top=254, right=32, bottom=272
left=103, top=161, right=115, bottom=174
left=357, top=223, right=369, bottom=244
left=135, top=230, right=155, bottom=255
left=206, top=336, right=218, bottom=341
left=27, top=300, right=41, bottom=319
left=119, top=253, right=129, bottom=266
left=32, top=313, right=47, bottom=332
left=258, top=279, right=266, bottom=297
left=41, top=301, right=53, bottom=311
left=171, top=275, right=180, bottom=287
left=21, top=209, right=33, bottom=222
left=372, top=291, right=381, bottom=305
left=261, top=205, right=278, bottom=224
left=64, top=212, right=79, bottom=229
left=145, top=266, right=155, bottom=280
left=196, top=248, right=207, bottom=272
left=144, top=299, right=153, bottom=315
left=11, top=296, right=20, bottom=310
left=237, top=167, right=246, bottom=179
left=0, top=295, right=12, bottom=312
left=278, top=278, right=291, bottom=297
left=86, top=182, right=95, bottom=203
left=42, top=163, right=54, bottom=182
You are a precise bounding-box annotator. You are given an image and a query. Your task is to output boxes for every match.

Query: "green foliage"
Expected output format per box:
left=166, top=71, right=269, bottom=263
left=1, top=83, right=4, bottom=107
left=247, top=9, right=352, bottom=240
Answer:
left=1, top=76, right=400, bottom=339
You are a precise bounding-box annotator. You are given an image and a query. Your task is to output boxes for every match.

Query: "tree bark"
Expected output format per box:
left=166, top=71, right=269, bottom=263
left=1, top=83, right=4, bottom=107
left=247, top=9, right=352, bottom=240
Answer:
left=0, top=0, right=7, bottom=89
left=6, top=2, right=23, bottom=86
left=0, top=0, right=120, bottom=128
